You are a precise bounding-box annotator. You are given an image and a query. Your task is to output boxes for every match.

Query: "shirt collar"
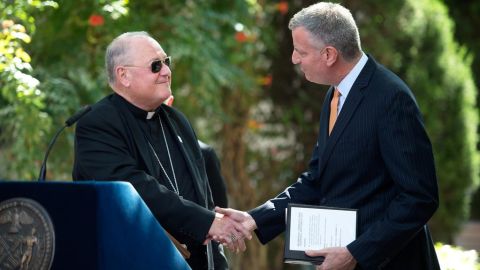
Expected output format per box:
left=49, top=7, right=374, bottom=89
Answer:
left=336, top=52, right=368, bottom=97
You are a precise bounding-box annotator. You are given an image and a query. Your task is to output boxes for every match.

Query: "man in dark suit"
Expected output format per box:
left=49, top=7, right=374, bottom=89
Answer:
left=216, top=2, right=440, bottom=270
left=72, top=31, right=250, bottom=270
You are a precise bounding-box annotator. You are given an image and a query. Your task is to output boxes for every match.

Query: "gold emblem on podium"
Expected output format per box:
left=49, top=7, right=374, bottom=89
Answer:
left=0, top=198, right=55, bottom=270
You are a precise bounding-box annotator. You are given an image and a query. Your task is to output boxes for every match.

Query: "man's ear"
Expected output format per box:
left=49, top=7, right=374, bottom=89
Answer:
left=165, top=95, right=174, bottom=106
left=324, top=46, right=338, bottom=67
left=116, top=66, right=131, bottom=87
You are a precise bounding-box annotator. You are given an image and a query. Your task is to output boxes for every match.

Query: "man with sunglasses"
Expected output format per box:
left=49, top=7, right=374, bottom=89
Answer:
left=73, top=31, right=249, bottom=270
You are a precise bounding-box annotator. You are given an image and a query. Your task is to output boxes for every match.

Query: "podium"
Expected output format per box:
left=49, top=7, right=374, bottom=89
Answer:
left=0, top=181, right=191, bottom=270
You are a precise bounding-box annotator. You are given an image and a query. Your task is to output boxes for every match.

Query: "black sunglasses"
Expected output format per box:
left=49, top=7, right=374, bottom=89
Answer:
left=123, top=56, right=171, bottom=73
left=150, top=56, right=171, bottom=73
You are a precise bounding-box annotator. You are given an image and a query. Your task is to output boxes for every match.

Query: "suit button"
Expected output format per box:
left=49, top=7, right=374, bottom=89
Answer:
left=320, top=198, right=327, bottom=204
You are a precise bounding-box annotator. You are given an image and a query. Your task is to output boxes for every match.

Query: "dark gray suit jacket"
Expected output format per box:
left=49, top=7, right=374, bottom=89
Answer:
left=73, top=93, right=227, bottom=269
left=249, top=56, right=440, bottom=270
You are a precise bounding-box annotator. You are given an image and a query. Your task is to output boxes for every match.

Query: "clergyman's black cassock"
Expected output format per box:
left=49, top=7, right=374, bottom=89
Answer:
left=73, top=93, right=227, bottom=270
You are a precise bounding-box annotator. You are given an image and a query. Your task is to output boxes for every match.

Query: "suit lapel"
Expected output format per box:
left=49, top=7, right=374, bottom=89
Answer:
left=317, top=87, right=333, bottom=157
left=159, top=107, right=208, bottom=204
left=317, top=57, right=376, bottom=176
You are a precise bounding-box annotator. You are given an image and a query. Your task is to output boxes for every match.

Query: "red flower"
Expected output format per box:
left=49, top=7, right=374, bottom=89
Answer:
left=88, top=14, right=104, bottom=27
left=260, top=75, right=272, bottom=86
left=235, top=31, right=248, bottom=43
left=277, top=1, right=289, bottom=15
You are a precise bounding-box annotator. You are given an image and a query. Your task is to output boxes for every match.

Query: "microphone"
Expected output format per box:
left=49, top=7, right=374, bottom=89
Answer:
left=38, top=105, right=91, bottom=181
left=65, top=105, right=92, bottom=127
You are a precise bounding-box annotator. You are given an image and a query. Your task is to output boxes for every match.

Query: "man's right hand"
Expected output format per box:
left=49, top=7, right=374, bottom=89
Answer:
left=212, top=207, right=258, bottom=253
left=215, top=207, right=257, bottom=232
left=206, top=212, right=252, bottom=252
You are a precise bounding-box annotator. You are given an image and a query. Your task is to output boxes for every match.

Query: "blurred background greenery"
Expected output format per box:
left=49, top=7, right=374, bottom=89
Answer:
left=1, top=0, right=479, bottom=269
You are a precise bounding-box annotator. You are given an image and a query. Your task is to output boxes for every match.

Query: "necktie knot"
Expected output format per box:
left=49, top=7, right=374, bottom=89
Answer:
left=334, top=89, right=341, bottom=98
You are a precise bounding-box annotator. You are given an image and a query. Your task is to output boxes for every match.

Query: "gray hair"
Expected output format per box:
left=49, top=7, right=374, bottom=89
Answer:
left=288, top=2, right=361, bottom=61
left=105, top=31, right=154, bottom=85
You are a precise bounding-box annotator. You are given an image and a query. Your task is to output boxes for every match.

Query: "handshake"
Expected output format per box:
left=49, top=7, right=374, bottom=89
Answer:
left=205, top=207, right=257, bottom=253
left=205, top=207, right=357, bottom=270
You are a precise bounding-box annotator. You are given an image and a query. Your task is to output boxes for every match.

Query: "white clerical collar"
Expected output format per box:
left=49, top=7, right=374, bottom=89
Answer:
left=146, top=111, right=156, bottom=119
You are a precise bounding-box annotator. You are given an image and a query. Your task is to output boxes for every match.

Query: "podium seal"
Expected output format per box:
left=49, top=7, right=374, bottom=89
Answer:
left=0, top=198, right=55, bottom=270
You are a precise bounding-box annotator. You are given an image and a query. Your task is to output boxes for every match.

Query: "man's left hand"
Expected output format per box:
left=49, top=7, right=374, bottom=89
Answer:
left=305, top=247, right=356, bottom=270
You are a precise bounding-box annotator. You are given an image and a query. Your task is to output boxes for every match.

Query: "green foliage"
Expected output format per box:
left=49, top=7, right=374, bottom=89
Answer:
left=0, top=0, right=58, bottom=179
left=149, top=1, right=270, bottom=135
left=24, top=0, right=128, bottom=180
left=443, top=0, right=480, bottom=221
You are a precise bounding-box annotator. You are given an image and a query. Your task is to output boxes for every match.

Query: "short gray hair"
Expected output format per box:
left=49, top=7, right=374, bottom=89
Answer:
left=288, top=2, right=361, bottom=61
left=105, top=31, right=153, bottom=85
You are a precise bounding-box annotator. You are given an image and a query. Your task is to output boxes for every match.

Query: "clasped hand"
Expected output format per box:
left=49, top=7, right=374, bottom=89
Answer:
left=306, top=247, right=357, bottom=270
left=206, top=207, right=257, bottom=253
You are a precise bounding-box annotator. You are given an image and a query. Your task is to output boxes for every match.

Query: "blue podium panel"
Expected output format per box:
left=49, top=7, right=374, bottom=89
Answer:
left=0, top=181, right=191, bottom=270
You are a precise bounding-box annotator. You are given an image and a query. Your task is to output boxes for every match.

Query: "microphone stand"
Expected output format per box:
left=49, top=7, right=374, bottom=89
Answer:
left=37, top=105, right=91, bottom=182
left=37, top=125, right=67, bottom=181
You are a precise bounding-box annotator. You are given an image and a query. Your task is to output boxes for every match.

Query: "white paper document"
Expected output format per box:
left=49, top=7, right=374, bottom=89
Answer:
left=289, top=206, right=356, bottom=251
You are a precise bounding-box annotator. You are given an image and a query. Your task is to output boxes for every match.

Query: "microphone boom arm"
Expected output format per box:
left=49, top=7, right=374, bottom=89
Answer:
left=37, top=105, right=91, bottom=182
left=37, top=125, right=66, bottom=181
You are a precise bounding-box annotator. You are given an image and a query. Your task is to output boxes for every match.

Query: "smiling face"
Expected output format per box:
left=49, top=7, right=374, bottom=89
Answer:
left=291, top=27, right=331, bottom=85
left=115, top=36, right=172, bottom=111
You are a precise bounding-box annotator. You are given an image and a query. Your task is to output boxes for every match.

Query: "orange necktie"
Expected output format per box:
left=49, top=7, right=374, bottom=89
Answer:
left=329, top=88, right=341, bottom=135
